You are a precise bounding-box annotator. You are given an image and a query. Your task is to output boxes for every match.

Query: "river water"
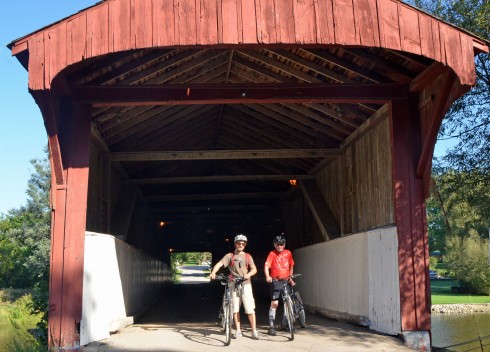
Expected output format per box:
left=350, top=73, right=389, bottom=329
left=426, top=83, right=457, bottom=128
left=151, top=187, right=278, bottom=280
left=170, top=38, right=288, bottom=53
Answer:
left=432, top=313, right=490, bottom=351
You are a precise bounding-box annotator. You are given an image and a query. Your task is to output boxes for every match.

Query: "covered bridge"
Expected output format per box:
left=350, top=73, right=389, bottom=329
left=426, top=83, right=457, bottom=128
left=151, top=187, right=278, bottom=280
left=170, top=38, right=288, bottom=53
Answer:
left=8, top=0, right=488, bottom=350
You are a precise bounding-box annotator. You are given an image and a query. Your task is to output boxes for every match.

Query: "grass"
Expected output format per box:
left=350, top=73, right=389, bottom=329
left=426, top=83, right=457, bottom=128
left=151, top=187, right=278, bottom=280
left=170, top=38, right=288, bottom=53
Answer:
left=431, top=279, right=490, bottom=304
left=0, top=291, right=45, bottom=352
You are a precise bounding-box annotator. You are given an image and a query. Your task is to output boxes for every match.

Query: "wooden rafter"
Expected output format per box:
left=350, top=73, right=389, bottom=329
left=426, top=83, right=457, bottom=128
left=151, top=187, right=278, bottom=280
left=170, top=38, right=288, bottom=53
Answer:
left=111, top=149, right=340, bottom=162
left=71, top=83, right=409, bottom=107
left=146, top=192, right=284, bottom=202
left=126, top=174, right=314, bottom=184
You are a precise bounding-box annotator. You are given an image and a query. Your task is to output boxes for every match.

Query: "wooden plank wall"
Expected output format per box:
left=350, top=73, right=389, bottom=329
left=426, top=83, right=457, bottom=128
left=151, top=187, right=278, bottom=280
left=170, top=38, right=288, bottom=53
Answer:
left=86, top=139, right=110, bottom=233
left=86, top=136, right=124, bottom=235
left=315, top=113, right=393, bottom=236
left=17, top=0, right=479, bottom=91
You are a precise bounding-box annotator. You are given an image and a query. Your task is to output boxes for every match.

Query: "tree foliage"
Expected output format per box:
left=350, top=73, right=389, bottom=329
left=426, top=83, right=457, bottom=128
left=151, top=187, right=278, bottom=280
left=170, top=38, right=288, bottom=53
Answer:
left=0, top=148, right=51, bottom=345
left=445, top=230, right=490, bottom=294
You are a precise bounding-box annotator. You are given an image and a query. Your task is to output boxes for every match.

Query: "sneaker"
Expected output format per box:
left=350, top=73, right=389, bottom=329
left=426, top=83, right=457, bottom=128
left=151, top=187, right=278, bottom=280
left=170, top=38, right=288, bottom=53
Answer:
left=267, top=327, right=277, bottom=336
left=233, top=330, right=242, bottom=339
left=252, top=330, right=260, bottom=340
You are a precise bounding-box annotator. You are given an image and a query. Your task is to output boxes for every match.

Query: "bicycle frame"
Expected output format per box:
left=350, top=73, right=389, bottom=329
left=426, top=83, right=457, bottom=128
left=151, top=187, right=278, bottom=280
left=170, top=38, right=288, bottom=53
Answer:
left=214, top=274, right=245, bottom=345
left=273, top=273, right=305, bottom=340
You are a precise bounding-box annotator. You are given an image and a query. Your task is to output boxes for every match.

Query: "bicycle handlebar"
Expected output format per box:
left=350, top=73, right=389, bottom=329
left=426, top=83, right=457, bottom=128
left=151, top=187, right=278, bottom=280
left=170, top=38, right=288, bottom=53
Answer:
left=213, top=274, right=246, bottom=285
left=271, top=273, right=302, bottom=282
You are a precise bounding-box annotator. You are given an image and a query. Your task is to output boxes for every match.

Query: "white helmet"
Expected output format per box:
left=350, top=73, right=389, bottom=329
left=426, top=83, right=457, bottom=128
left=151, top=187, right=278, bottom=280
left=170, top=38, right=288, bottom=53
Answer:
left=234, top=234, right=248, bottom=243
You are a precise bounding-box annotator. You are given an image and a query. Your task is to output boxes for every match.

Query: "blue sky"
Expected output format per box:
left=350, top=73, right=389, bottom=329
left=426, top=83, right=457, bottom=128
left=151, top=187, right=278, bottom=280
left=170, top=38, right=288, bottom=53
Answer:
left=0, top=1, right=98, bottom=215
left=0, top=0, right=457, bottom=215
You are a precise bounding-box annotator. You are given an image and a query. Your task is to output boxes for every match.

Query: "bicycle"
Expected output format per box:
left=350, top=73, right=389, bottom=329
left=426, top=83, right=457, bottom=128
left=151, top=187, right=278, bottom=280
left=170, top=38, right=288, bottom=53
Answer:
left=273, top=273, right=306, bottom=340
left=214, top=274, right=246, bottom=345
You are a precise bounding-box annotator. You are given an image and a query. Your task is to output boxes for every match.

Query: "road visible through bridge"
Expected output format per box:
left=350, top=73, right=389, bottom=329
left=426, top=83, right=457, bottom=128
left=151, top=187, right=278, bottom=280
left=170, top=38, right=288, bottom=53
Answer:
left=82, top=266, right=412, bottom=351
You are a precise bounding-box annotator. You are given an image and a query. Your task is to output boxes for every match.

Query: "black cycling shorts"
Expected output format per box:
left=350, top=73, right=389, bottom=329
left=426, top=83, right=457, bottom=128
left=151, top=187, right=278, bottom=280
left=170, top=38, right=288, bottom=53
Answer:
left=270, top=280, right=288, bottom=301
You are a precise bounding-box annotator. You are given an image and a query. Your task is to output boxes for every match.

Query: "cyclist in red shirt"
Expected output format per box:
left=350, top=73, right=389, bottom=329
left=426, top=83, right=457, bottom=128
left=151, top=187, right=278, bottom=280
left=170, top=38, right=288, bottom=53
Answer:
left=264, top=233, right=295, bottom=336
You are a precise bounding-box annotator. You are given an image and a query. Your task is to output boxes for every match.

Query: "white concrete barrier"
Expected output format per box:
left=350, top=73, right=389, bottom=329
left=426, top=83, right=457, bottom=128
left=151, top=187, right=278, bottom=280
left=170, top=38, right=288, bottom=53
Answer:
left=80, top=232, right=171, bottom=345
left=294, top=226, right=401, bottom=335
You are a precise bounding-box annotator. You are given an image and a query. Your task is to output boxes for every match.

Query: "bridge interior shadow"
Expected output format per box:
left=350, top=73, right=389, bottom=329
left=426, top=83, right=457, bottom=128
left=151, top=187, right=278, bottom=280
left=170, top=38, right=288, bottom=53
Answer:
left=82, top=281, right=409, bottom=351
left=134, top=280, right=406, bottom=350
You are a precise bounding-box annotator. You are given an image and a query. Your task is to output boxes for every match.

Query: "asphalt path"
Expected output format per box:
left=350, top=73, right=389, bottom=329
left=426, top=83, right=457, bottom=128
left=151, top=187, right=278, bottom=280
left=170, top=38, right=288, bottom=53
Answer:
left=175, top=265, right=211, bottom=284
left=82, top=266, right=413, bottom=351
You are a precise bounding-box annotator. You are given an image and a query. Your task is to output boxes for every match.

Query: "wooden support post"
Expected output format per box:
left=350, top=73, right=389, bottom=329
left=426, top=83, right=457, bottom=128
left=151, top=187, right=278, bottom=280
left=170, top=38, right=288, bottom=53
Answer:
left=48, top=100, right=92, bottom=349
left=390, top=99, right=431, bottom=335
left=299, top=180, right=340, bottom=240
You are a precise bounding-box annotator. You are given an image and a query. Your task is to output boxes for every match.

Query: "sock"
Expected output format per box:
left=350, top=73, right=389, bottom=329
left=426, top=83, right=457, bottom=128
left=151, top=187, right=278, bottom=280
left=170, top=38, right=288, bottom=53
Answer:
left=269, top=308, right=276, bottom=328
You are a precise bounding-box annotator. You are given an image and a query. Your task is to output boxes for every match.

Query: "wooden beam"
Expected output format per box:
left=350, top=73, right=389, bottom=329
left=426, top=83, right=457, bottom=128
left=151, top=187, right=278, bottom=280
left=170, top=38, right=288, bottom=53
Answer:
left=32, top=91, right=65, bottom=185
left=126, top=174, right=314, bottom=184
left=154, top=205, right=269, bottom=213
left=416, top=71, right=456, bottom=177
left=112, top=149, right=340, bottom=162
left=146, top=192, right=284, bottom=202
left=299, top=180, right=341, bottom=240
left=71, top=83, right=409, bottom=106
left=391, top=100, right=431, bottom=332
left=409, top=63, right=447, bottom=92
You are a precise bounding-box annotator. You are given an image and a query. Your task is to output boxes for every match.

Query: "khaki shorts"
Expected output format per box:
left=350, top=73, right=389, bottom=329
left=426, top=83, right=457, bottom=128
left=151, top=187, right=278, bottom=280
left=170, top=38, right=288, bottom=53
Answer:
left=232, top=283, right=255, bottom=314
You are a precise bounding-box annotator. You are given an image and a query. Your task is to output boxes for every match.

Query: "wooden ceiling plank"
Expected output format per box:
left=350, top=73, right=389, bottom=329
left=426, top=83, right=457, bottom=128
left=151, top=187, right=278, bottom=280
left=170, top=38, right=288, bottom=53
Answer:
left=300, top=102, right=361, bottom=130
left=220, top=115, right=303, bottom=148
left=246, top=103, right=342, bottom=143
left=341, top=48, right=415, bottom=83
left=102, top=105, right=174, bottom=138
left=233, top=55, right=290, bottom=83
left=266, top=48, right=357, bottom=84
left=142, top=113, right=217, bottom=151
left=111, top=104, right=212, bottom=146
left=232, top=104, right=330, bottom=146
left=301, top=48, right=392, bottom=83
left=237, top=49, right=324, bottom=83
left=144, top=50, right=230, bottom=84
left=283, top=103, right=355, bottom=134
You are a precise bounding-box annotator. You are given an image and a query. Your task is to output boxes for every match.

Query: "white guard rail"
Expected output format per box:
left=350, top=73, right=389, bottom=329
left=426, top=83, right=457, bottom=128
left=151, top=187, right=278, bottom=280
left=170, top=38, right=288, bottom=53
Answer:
left=80, top=232, right=171, bottom=345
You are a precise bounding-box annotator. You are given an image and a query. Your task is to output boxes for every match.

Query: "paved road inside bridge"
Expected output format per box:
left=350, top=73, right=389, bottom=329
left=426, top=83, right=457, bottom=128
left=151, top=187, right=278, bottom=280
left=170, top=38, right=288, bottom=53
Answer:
left=82, top=269, right=413, bottom=351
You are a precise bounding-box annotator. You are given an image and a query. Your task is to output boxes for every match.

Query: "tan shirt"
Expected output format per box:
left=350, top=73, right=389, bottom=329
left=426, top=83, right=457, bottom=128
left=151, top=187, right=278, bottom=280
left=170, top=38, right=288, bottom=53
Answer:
left=219, top=252, right=255, bottom=284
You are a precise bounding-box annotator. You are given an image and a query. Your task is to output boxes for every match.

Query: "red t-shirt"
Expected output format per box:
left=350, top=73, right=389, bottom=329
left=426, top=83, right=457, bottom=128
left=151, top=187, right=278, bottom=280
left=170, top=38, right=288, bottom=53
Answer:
left=265, top=249, right=294, bottom=279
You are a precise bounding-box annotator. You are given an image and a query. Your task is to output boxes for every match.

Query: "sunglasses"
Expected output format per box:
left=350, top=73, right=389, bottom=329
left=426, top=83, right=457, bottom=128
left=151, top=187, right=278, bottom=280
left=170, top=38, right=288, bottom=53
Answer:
left=236, top=242, right=246, bottom=246
left=274, top=243, right=285, bottom=246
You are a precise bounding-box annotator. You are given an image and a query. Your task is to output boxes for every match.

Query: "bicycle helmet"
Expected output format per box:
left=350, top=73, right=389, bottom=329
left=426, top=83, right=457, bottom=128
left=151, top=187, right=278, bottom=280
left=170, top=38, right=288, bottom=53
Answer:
left=234, top=234, right=248, bottom=243
left=273, top=234, right=286, bottom=244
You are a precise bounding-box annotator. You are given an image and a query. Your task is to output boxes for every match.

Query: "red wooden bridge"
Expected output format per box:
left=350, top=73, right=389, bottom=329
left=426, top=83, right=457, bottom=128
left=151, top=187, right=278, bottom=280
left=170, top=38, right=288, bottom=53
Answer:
left=7, top=0, right=489, bottom=350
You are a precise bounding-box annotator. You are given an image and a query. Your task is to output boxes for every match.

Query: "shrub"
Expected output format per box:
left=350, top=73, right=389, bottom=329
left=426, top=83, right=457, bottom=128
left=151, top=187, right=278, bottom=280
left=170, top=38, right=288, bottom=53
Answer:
left=445, top=230, right=490, bottom=295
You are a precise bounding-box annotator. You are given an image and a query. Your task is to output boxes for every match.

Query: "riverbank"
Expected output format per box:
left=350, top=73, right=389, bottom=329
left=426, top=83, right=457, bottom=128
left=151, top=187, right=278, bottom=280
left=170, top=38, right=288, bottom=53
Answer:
left=432, top=303, right=490, bottom=314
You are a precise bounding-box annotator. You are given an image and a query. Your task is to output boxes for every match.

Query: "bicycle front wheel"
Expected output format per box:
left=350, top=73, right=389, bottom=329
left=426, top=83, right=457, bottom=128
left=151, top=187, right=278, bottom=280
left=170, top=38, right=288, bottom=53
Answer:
left=224, top=300, right=233, bottom=345
left=284, top=297, right=295, bottom=340
left=294, top=292, right=306, bottom=327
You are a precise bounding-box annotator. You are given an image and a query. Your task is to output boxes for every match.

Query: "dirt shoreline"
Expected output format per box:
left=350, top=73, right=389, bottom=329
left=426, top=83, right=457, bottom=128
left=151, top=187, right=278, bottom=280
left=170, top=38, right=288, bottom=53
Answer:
left=432, top=303, right=490, bottom=314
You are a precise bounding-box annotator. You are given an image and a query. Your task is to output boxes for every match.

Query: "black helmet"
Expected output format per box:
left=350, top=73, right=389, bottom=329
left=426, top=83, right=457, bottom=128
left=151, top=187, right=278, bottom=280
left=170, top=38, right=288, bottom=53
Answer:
left=273, top=234, right=286, bottom=244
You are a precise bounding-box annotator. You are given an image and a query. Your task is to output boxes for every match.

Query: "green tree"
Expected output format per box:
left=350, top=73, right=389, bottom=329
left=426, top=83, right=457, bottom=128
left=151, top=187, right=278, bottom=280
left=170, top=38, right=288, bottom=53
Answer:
left=445, top=230, right=490, bottom=294
left=0, top=148, right=51, bottom=345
